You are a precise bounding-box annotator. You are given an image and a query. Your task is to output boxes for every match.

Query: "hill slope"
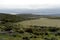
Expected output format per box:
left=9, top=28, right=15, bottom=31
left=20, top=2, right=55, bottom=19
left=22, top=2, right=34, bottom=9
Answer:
left=0, top=13, right=41, bottom=23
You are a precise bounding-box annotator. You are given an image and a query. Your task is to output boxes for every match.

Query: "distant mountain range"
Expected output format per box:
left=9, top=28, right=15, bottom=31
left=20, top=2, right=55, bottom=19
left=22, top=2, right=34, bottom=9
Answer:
left=0, top=8, right=60, bottom=16
left=48, top=14, right=60, bottom=16
left=0, top=8, right=60, bottom=15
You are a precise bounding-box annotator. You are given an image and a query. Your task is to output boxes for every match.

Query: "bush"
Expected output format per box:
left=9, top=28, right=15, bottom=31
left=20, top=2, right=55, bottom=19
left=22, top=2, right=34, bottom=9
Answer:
left=17, top=30, right=24, bottom=34
left=51, top=37, right=58, bottom=40
left=48, top=27, right=58, bottom=32
left=23, top=37, right=30, bottom=40
left=55, top=32, right=60, bottom=36
left=44, top=37, right=50, bottom=40
left=25, top=28, right=33, bottom=33
left=33, top=32, right=40, bottom=35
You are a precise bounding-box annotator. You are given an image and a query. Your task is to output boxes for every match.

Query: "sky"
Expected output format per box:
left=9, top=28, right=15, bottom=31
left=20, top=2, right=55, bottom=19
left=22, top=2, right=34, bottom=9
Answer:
left=0, top=0, right=60, bottom=9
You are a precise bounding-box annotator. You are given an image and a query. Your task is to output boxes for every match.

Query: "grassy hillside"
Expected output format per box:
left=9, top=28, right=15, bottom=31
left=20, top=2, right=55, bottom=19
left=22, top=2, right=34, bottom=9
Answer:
left=0, top=13, right=41, bottom=23
left=0, top=13, right=19, bottom=23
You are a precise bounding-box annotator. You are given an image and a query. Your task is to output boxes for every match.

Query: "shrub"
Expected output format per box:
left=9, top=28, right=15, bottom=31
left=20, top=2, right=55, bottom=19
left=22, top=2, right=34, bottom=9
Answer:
left=30, top=35, right=37, bottom=38
left=44, top=37, right=50, bottom=40
left=45, top=33, right=48, bottom=35
left=55, top=32, right=60, bottom=36
left=48, top=27, right=58, bottom=32
left=25, top=28, right=33, bottom=33
left=17, top=30, right=24, bottom=34
left=23, top=37, right=30, bottom=40
left=33, top=32, right=40, bottom=35
left=51, top=37, right=58, bottom=40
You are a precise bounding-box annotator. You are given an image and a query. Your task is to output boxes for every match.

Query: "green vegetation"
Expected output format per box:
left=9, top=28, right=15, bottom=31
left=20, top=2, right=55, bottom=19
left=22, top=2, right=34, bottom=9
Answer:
left=0, top=25, right=60, bottom=40
left=19, top=18, right=60, bottom=27
left=0, top=13, right=60, bottom=40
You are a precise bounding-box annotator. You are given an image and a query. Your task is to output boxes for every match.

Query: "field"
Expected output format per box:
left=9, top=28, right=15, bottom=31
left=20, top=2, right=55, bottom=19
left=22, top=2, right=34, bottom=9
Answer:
left=0, top=13, right=60, bottom=40
left=19, top=18, right=60, bottom=27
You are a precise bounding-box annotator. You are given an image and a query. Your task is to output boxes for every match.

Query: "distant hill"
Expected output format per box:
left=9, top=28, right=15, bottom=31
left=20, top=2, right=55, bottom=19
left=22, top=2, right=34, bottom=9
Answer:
left=0, top=13, right=60, bottom=23
left=0, top=13, right=18, bottom=22
left=0, top=13, right=41, bottom=23
left=48, top=14, right=60, bottom=16
left=16, top=14, right=41, bottom=18
left=0, top=8, right=60, bottom=15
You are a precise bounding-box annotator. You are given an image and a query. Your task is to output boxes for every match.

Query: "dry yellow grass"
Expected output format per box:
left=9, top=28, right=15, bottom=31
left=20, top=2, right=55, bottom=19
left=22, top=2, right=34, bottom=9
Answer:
left=18, top=18, right=60, bottom=27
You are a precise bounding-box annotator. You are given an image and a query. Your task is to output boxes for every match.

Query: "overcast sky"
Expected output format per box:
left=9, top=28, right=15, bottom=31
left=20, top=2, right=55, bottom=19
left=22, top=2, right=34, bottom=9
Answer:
left=0, top=0, right=60, bottom=9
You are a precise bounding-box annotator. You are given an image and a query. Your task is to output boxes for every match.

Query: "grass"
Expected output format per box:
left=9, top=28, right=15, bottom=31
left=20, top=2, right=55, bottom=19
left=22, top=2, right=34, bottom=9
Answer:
left=0, top=33, right=22, bottom=40
left=0, top=25, right=60, bottom=40
left=0, top=16, right=60, bottom=40
left=19, top=18, right=60, bottom=27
